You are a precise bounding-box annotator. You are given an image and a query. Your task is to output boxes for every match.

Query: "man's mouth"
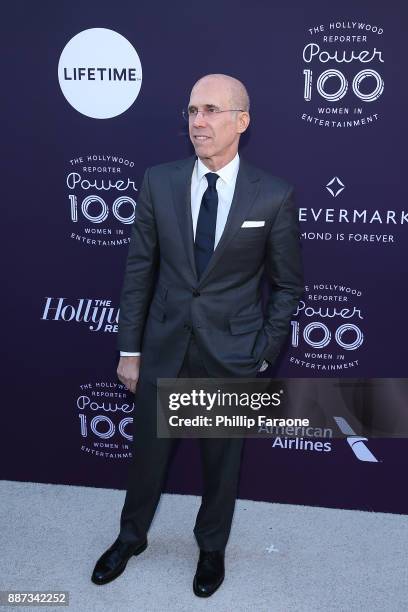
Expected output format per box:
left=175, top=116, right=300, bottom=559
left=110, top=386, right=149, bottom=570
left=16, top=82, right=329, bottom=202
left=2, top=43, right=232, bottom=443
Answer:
left=193, top=135, right=211, bottom=141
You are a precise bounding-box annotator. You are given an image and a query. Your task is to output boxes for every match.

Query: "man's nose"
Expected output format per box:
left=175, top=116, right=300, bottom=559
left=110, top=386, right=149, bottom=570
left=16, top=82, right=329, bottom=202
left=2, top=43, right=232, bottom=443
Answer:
left=192, top=111, right=207, bottom=127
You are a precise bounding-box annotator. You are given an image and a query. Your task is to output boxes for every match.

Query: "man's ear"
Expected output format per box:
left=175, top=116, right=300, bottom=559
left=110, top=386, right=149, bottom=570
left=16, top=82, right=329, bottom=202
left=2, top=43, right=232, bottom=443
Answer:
left=237, top=112, right=250, bottom=134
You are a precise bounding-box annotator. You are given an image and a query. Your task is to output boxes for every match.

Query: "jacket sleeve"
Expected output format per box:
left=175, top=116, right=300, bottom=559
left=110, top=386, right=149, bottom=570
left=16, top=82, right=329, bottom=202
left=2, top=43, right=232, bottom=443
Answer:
left=116, top=167, right=159, bottom=352
left=261, top=186, right=304, bottom=364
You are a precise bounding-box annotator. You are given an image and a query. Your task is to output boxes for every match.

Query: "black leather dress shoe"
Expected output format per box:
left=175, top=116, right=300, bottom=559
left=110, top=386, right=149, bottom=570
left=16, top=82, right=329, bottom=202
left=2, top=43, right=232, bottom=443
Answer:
left=91, top=537, right=148, bottom=585
left=193, top=549, right=225, bottom=597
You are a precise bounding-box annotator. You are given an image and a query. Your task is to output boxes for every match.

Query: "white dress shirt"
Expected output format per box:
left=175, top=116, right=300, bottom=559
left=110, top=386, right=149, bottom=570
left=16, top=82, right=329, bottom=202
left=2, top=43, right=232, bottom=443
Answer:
left=191, top=152, right=240, bottom=247
left=119, top=154, right=268, bottom=371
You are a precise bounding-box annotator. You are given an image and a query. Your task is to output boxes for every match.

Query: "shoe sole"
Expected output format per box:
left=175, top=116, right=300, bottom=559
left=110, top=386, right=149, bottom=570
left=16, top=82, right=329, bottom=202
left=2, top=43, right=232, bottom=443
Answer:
left=91, top=540, right=148, bottom=586
left=193, top=574, right=224, bottom=597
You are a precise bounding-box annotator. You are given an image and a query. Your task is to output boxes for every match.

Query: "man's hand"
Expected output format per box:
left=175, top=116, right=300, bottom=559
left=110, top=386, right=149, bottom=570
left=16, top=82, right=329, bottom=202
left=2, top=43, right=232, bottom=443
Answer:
left=117, top=356, right=141, bottom=394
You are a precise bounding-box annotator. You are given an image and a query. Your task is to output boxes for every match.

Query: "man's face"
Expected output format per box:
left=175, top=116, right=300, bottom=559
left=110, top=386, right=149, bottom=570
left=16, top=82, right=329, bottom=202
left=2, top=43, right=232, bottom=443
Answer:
left=187, top=78, right=248, bottom=168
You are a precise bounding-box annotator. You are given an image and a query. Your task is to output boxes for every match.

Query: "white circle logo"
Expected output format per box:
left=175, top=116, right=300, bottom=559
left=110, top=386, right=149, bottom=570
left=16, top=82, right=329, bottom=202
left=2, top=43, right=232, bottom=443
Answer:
left=58, top=28, right=142, bottom=119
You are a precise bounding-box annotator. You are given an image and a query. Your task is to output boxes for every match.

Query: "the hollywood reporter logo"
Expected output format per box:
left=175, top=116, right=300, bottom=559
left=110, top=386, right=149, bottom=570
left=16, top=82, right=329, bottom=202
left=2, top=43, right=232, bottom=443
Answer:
left=303, top=41, right=384, bottom=104
left=67, top=168, right=137, bottom=225
left=301, top=21, right=385, bottom=127
left=41, top=297, right=119, bottom=333
left=292, top=301, right=363, bottom=351
left=77, top=382, right=134, bottom=460
left=289, top=284, right=364, bottom=371
left=65, top=153, right=138, bottom=247
left=78, top=392, right=133, bottom=442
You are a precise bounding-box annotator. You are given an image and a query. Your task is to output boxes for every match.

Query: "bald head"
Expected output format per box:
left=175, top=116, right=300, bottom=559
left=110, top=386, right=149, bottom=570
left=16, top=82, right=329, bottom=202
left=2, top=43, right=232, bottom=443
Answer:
left=187, top=73, right=251, bottom=171
left=191, top=74, right=250, bottom=112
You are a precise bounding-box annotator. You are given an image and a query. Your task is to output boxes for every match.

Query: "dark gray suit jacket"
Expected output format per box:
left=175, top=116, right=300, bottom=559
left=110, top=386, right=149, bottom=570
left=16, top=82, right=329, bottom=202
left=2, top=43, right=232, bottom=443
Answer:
left=117, top=155, right=304, bottom=382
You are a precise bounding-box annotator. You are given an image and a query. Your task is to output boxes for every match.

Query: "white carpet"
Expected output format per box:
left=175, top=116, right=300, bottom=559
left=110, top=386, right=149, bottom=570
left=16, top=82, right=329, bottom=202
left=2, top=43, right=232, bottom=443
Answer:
left=0, top=480, right=407, bottom=611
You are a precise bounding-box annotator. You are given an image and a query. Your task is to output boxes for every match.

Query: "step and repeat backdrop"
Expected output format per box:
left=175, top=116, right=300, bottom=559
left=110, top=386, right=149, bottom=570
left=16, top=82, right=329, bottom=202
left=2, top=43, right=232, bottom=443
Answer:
left=3, top=1, right=407, bottom=514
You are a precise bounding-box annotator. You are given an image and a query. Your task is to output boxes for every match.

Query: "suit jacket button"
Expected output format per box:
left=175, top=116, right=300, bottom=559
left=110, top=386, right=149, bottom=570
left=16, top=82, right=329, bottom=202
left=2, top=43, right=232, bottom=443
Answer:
left=183, top=323, right=191, bottom=330
left=192, top=290, right=200, bottom=297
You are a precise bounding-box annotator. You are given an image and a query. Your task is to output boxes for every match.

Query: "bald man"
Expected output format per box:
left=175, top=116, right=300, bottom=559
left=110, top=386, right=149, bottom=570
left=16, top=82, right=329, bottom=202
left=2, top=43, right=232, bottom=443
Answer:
left=91, top=74, right=303, bottom=596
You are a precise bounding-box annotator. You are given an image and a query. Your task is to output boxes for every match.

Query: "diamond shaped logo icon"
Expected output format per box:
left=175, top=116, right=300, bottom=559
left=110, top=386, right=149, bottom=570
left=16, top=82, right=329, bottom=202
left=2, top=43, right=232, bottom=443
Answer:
left=326, top=176, right=345, bottom=198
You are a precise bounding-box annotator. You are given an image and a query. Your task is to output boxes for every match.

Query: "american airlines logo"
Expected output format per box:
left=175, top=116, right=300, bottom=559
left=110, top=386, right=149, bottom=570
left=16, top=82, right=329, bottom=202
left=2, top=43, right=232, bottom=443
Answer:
left=333, top=416, right=379, bottom=462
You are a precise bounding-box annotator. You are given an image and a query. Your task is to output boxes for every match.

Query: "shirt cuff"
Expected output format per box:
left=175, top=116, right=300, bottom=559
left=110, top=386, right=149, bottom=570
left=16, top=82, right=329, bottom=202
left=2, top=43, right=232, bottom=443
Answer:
left=258, top=359, right=269, bottom=372
left=120, top=352, right=141, bottom=356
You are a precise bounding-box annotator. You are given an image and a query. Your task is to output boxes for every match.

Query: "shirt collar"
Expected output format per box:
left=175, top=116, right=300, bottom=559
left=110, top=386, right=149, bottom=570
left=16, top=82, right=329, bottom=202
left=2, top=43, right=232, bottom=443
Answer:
left=195, top=152, right=240, bottom=186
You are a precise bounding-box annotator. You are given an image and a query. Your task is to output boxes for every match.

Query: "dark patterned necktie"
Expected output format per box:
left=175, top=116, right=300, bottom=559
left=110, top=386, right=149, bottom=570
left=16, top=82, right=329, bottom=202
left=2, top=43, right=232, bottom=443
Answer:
left=194, top=172, right=219, bottom=279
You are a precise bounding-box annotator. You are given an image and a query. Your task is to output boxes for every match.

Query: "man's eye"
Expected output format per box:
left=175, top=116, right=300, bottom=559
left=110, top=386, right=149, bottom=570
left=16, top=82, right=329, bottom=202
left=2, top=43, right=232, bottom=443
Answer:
left=207, top=108, right=218, bottom=113
left=189, top=108, right=198, bottom=115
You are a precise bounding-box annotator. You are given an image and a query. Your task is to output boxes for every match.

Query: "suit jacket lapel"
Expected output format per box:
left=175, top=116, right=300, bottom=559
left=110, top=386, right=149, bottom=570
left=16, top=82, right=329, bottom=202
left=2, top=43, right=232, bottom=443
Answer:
left=169, top=155, right=261, bottom=287
left=197, top=157, right=261, bottom=287
left=170, top=155, right=197, bottom=281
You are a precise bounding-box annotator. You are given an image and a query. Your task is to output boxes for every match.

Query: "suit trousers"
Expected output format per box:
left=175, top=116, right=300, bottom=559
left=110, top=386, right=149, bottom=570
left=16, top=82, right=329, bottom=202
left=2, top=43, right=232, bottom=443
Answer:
left=118, top=331, right=245, bottom=551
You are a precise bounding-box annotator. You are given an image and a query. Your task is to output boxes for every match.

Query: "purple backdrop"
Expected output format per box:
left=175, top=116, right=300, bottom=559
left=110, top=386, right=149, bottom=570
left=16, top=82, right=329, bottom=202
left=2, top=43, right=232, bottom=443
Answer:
left=3, top=1, right=407, bottom=514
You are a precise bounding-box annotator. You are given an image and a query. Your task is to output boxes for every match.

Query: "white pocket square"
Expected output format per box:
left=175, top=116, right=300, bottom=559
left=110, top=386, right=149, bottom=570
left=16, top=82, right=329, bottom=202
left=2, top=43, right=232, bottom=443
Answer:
left=241, top=220, right=265, bottom=228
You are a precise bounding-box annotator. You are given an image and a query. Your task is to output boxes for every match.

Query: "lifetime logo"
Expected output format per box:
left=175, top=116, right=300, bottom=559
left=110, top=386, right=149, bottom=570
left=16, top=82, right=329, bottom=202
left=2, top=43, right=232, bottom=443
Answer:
left=333, top=416, right=379, bottom=462
left=58, top=28, right=142, bottom=119
left=63, top=67, right=138, bottom=81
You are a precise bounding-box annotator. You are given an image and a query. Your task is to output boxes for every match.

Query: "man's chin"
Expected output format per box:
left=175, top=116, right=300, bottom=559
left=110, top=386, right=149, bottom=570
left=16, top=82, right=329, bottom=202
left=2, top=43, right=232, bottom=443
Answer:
left=194, top=148, right=216, bottom=164
left=191, top=139, right=211, bottom=153
left=193, top=144, right=212, bottom=155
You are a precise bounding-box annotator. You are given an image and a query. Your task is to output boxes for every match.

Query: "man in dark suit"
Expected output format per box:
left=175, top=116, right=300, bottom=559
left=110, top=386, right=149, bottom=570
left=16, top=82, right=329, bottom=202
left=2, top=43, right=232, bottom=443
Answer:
left=92, top=74, right=303, bottom=596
